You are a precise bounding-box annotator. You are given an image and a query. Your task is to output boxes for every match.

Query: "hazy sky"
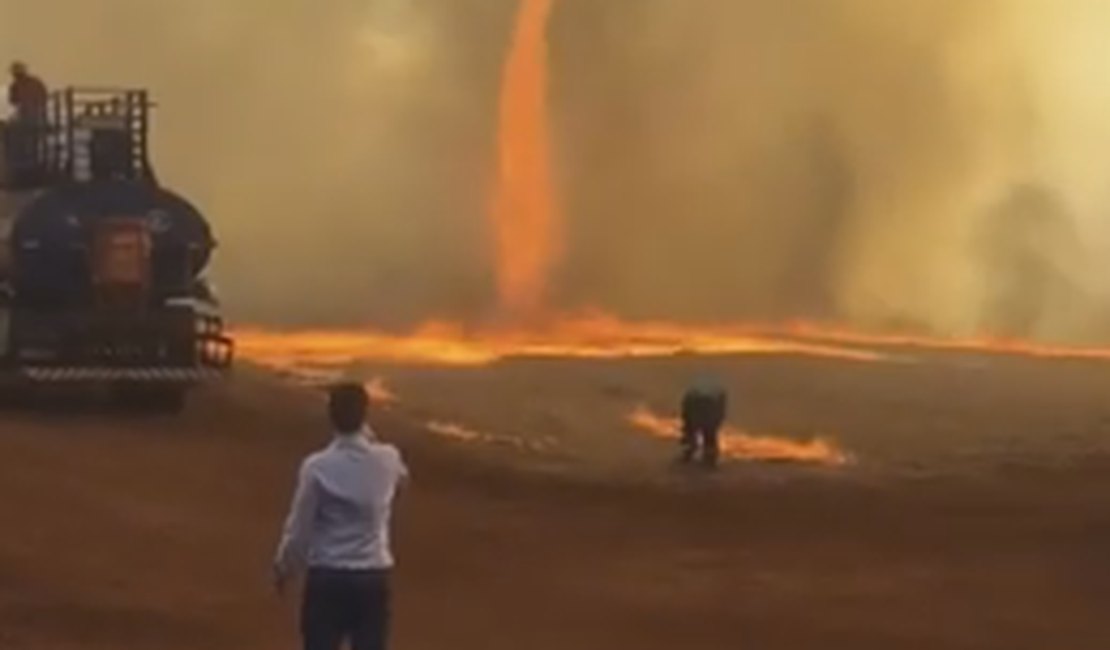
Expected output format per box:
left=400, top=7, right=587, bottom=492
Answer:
left=4, top=0, right=1110, bottom=341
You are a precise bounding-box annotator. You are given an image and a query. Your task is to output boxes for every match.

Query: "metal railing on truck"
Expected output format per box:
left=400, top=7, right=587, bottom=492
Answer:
left=1, top=87, right=157, bottom=190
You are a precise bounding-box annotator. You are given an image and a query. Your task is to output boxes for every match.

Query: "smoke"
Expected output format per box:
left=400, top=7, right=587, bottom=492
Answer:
left=4, top=0, right=1110, bottom=341
left=551, top=0, right=1110, bottom=341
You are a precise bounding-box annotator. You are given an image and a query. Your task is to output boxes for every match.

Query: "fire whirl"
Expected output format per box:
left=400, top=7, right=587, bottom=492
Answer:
left=232, top=0, right=1110, bottom=415
left=491, top=0, right=560, bottom=317
left=626, top=404, right=852, bottom=467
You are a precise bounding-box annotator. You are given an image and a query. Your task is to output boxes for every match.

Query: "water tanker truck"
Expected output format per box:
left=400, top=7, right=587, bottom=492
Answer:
left=0, top=87, right=232, bottom=411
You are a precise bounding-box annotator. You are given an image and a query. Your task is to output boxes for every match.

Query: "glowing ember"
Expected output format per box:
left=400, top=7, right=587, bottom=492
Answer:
left=491, top=0, right=560, bottom=316
left=626, top=404, right=851, bottom=467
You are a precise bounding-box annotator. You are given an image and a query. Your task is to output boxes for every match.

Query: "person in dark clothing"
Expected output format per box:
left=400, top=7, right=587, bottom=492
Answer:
left=5, top=62, right=48, bottom=181
left=680, top=378, right=728, bottom=468
left=8, top=62, right=47, bottom=123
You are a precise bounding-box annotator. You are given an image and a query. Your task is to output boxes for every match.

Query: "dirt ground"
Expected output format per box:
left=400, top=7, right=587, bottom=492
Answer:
left=1, top=359, right=1110, bottom=649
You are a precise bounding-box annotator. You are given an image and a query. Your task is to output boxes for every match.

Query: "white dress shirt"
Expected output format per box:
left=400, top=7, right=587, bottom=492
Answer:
left=275, top=427, right=409, bottom=576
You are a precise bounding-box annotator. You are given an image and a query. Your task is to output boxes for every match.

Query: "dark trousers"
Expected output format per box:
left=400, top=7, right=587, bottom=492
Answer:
left=302, top=568, right=391, bottom=650
left=681, top=422, right=720, bottom=466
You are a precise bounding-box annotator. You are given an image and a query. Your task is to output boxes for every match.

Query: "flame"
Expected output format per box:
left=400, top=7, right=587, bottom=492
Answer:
left=491, top=0, right=560, bottom=316
left=780, top=322, right=1110, bottom=362
left=235, top=314, right=887, bottom=369
left=269, top=365, right=346, bottom=386
left=365, top=376, right=399, bottom=406
left=232, top=0, right=1110, bottom=375
left=626, top=404, right=851, bottom=467
left=357, top=376, right=552, bottom=453
left=234, top=310, right=1110, bottom=373
left=425, top=419, right=550, bottom=453
left=425, top=420, right=484, bottom=443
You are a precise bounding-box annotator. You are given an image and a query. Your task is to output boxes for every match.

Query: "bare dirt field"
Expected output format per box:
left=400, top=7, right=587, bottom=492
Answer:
left=1, top=352, right=1110, bottom=649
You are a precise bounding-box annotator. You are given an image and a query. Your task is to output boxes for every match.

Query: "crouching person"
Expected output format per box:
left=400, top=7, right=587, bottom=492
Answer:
left=680, top=377, right=727, bottom=468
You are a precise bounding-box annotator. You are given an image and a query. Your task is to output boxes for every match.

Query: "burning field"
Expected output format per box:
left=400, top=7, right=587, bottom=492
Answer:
left=6, top=2, right=1110, bottom=643
left=7, top=2, right=1110, bottom=649
left=231, top=0, right=1110, bottom=479
left=235, top=322, right=1110, bottom=481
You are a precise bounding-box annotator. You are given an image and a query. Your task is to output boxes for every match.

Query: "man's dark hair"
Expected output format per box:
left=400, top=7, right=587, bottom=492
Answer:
left=328, top=382, right=369, bottom=434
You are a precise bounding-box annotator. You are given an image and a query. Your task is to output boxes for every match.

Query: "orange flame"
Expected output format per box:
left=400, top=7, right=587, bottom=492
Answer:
left=425, top=419, right=551, bottom=453
left=234, top=311, right=1110, bottom=372
left=425, top=420, right=485, bottom=443
left=365, top=376, right=399, bottom=407
left=626, top=404, right=851, bottom=467
left=491, top=0, right=560, bottom=316
left=780, top=322, right=1110, bottom=362
left=236, top=0, right=1110, bottom=384
left=234, top=314, right=887, bottom=369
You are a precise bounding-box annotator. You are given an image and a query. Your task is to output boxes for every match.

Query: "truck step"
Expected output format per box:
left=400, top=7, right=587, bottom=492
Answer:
left=18, top=366, right=226, bottom=382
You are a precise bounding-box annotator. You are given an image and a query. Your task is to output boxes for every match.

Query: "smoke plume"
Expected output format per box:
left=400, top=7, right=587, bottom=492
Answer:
left=4, top=0, right=1110, bottom=341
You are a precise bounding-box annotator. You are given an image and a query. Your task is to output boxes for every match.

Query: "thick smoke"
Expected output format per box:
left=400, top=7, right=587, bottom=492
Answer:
left=3, top=0, right=1110, bottom=341
left=552, top=0, right=1110, bottom=341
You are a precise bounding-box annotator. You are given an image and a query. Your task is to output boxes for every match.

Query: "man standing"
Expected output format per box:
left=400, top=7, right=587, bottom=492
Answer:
left=8, top=62, right=47, bottom=123
left=5, top=62, right=48, bottom=180
left=274, top=383, right=409, bottom=650
left=680, top=376, right=728, bottom=468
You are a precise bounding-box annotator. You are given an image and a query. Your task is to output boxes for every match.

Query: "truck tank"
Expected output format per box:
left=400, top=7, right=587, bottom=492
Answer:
left=3, top=180, right=214, bottom=303
left=0, top=87, right=232, bottom=411
left=0, top=190, right=31, bottom=277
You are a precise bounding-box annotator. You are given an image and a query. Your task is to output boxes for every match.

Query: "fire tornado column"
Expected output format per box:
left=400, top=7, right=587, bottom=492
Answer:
left=491, top=0, right=560, bottom=318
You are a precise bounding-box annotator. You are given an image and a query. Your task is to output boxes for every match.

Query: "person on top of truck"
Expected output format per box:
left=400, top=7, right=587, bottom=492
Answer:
left=5, top=62, right=49, bottom=182
left=8, top=62, right=47, bottom=124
